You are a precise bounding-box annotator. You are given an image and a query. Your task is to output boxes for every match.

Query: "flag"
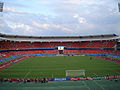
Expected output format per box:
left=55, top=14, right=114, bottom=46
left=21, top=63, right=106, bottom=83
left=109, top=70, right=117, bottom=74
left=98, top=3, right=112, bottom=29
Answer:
left=0, top=2, right=4, bottom=12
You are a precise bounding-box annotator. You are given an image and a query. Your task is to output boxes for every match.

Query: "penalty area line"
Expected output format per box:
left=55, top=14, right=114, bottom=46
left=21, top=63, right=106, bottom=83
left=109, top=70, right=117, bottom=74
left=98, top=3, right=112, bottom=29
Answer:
left=82, top=81, right=91, bottom=90
left=93, top=80, right=105, bottom=90
left=24, top=71, right=30, bottom=78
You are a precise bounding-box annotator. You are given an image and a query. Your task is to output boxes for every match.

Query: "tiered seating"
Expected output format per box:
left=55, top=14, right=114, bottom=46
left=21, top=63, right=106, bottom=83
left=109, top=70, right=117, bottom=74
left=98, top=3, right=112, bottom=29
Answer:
left=0, top=50, right=58, bottom=59
left=86, top=41, right=116, bottom=47
left=79, top=41, right=89, bottom=47
left=0, top=40, right=116, bottom=49
left=0, top=40, right=119, bottom=59
left=0, top=52, right=14, bottom=59
left=64, top=50, right=80, bottom=53
left=103, top=41, right=116, bottom=47
left=14, top=42, right=32, bottom=49
left=32, top=42, right=43, bottom=48
left=79, top=49, right=102, bottom=53
left=0, top=41, right=13, bottom=49
left=110, top=50, right=120, bottom=55
left=87, top=41, right=102, bottom=47
left=96, top=56, right=120, bottom=63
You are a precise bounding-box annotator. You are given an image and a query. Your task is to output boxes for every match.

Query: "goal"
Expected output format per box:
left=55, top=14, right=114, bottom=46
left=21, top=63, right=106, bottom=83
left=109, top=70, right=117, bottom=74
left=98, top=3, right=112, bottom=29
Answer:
left=66, top=70, right=85, bottom=77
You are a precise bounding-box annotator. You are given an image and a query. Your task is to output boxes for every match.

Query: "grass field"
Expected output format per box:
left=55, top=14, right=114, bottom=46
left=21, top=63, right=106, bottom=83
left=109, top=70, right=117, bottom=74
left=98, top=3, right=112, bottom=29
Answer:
left=0, top=80, right=120, bottom=90
left=0, top=56, right=120, bottom=78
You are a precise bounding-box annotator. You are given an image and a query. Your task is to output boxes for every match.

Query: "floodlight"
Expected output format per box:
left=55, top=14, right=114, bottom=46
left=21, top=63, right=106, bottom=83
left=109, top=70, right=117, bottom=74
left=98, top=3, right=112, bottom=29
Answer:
left=0, top=2, right=4, bottom=12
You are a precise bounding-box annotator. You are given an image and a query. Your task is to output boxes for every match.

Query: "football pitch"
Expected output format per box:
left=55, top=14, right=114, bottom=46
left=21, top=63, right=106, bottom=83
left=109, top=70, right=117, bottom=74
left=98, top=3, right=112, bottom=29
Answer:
left=0, top=56, right=120, bottom=78
left=0, top=80, right=120, bottom=90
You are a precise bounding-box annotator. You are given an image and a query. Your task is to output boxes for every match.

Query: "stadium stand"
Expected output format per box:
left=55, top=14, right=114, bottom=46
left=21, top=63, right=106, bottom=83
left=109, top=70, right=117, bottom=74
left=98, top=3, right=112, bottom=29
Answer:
left=0, top=33, right=120, bottom=60
left=0, top=33, right=120, bottom=90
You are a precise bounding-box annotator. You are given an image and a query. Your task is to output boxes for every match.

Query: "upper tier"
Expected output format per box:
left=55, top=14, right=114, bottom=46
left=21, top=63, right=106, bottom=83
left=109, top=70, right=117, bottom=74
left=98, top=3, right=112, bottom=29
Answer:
left=0, top=33, right=119, bottom=42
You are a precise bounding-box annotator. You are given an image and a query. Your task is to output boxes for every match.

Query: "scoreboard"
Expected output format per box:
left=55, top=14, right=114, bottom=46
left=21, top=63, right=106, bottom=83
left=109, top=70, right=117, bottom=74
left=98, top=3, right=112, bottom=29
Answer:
left=58, top=46, right=64, bottom=50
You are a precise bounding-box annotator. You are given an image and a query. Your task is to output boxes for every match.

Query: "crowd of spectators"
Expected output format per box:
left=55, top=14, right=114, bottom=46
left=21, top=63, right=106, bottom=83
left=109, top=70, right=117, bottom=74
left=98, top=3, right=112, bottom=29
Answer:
left=0, top=40, right=119, bottom=60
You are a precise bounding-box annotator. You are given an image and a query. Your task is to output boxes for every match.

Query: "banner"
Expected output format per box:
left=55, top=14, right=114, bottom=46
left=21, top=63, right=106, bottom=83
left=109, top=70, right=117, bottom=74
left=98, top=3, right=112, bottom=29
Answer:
left=53, top=78, right=69, bottom=81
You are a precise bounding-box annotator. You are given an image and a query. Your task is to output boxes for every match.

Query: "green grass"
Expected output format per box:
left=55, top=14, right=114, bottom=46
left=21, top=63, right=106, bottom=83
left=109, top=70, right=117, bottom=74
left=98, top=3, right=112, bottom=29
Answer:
left=0, top=80, right=120, bottom=90
left=0, top=56, right=120, bottom=78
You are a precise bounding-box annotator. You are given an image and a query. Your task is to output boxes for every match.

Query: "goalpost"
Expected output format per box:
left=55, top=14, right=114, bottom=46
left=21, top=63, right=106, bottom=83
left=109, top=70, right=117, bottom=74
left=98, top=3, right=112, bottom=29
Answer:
left=66, top=70, right=85, bottom=77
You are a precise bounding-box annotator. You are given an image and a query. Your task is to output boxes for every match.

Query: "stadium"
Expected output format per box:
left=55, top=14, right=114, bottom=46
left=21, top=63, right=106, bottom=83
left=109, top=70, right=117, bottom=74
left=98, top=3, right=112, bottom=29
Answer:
left=0, top=0, right=120, bottom=90
left=0, top=33, right=120, bottom=90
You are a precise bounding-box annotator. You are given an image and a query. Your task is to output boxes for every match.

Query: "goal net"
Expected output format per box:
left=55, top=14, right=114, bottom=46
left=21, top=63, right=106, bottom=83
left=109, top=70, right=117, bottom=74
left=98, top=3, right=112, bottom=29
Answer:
left=66, top=70, right=85, bottom=77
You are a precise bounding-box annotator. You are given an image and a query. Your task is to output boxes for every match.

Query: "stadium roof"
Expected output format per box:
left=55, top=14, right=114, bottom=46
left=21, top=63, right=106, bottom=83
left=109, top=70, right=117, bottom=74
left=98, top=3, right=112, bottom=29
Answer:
left=0, top=33, right=119, bottom=42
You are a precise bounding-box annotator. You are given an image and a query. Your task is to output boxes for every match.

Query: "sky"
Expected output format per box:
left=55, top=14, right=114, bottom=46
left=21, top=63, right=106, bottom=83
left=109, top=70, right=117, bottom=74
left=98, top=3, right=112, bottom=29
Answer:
left=0, top=0, right=120, bottom=36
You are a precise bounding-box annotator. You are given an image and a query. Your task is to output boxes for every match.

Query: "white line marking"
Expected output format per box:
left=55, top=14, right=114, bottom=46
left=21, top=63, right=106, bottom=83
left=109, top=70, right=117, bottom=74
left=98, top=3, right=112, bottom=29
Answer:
left=93, top=73, right=98, bottom=76
left=82, top=81, right=91, bottom=90
left=24, top=71, right=30, bottom=78
left=116, top=72, right=120, bottom=74
left=93, top=80, right=105, bottom=90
